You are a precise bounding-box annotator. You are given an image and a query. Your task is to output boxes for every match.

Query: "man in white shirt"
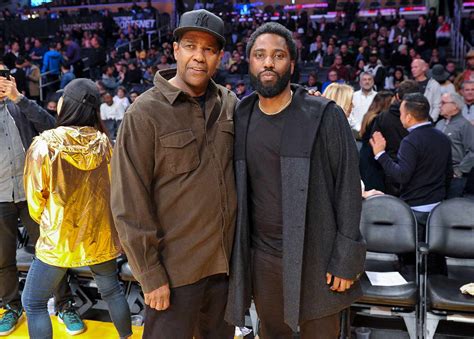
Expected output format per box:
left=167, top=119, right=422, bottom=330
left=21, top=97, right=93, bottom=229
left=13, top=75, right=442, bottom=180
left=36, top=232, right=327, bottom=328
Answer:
left=350, top=72, right=377, bottom=134
left=100, top=92, right=125, bottom=139
left=411, top=59, right=442, bottom=121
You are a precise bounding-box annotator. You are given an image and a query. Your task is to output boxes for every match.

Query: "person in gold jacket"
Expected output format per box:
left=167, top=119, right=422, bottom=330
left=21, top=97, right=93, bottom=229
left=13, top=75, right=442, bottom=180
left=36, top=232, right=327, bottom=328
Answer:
left=22, top=79, right=132, bottom=339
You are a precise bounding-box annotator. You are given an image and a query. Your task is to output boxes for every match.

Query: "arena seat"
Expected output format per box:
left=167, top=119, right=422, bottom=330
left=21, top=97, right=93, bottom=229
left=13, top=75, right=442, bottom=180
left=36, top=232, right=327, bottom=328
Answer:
left=353, top=195, right=420, bottom=339
left=422, top=198, right=474, bottom=339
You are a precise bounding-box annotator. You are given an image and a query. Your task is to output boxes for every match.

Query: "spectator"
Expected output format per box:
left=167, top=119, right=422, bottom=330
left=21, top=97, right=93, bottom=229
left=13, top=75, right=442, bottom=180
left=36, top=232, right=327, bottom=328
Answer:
left=129, top=90, right=139, bottom=104
left=156, top=54, right=171, bottom=70
left=353, top=59, right=366, bottom=83
left=359, top=91, right=393, bottom=191
left=113, top=86, right=130, bottom=112
left=411, top=58, right=442, bottom=121
left=322, top=83, right=354, bottom=117
left=372, top=80, right=421, bottom=195
left=436, top=92, right=474, bottom=198
left=11, top=57, right=27, bottom=95
left=455, top=50, right=474, bottom=89
left=63, top=36, right=83, bottom=78
left=391, top=44, right=411, bottom=72
left=0, top=65, right=81, bottom=337
left=59, top=63, right=76, bottom=90
left=446, top=60, right=458, bottom=83
left=228, top=51, right=248, bottom=75
left=389, top=18, right=413, bottom=47
left=100, top=92, right=124, bottom=139
left=462, top=81, right=474, bottom=124
left=436, top=15, right=451, bottom=51
left=370, top=93, right=452, bottom=238
left=3, top=41, right=20, bottom=70
left=429, top=64, right=455, bottom=95
left=301, top=71, right=321, bottom=92
left=415, top=15, right=436, bottom=56
left=329, top=54, right=350, bottom=81
left=428, top=48, right=446, bottom=68
left=234, top=80, right=250, bottom=100
left=101, top=65, right=121, bottom=91
left=22, top=79, right=131, bottom=339
left=45, top=100, right=57, bottom=116
left=321, top=69, right=343, bottom=93
left=385, top=66, right=407, bottom=91
left=24, top=56, right=40, bottom=102
left=363, top=49, right=385, bottom=91
left=340, top=43, right=355, bottom=66
left=123, top=62, right=142, bottom=86
left=321, top=44, right=335, bottom=67
left=41, top=42, right=63, bottom=96
left=30, top=39, right=47, bottom=66
left=88, top=37, right=106, bottom=81
left=350, top=72, right=377, bottom=134
left=114, top=33, right=129, bottom=49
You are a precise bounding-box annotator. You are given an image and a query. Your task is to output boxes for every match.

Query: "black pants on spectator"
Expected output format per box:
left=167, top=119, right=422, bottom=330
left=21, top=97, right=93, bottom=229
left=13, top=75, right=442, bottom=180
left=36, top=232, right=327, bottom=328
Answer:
left=0, top=201, right=73, bottom=312
left=252, top=249, right=341, bottom=339
left=143, top=274, right=234, bottom=339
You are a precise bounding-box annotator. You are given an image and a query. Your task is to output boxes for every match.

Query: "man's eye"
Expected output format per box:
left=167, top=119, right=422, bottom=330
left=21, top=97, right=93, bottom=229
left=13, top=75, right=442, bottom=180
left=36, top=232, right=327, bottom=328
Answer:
left=275, top=54, right=285, bottom=60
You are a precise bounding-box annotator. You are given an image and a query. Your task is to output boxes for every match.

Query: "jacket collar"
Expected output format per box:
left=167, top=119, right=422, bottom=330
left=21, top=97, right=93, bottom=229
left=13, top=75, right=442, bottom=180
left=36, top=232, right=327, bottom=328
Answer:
left=154, top=68, right=219, bottom=106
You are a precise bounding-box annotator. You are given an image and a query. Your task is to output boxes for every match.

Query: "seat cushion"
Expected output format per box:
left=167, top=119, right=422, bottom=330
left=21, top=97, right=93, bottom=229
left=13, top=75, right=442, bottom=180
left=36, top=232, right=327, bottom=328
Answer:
left=359, top=264, right=417, bottom=307
left=120, top=262, right=137, bottom=282
left=428, top=275, right=474, bottom=312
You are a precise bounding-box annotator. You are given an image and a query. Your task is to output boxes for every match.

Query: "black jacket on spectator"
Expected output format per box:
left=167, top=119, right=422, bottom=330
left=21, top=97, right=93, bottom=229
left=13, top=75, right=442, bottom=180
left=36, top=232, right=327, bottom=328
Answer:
left=372, top=102, right=408, bottom=160
left=377, top=124, right=452, bottom=207
left=89, top=46, right=107, bottom=69
left=11, top=67, right=27, bottom=95
left=5, top=96, right=55, bottom=149
left=3, top=52, right=17, bottom=70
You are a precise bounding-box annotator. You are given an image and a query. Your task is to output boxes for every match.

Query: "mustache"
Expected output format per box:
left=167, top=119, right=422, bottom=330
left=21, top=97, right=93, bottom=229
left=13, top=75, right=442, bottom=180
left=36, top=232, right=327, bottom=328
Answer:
left=258, top=69, right=278, bottom=77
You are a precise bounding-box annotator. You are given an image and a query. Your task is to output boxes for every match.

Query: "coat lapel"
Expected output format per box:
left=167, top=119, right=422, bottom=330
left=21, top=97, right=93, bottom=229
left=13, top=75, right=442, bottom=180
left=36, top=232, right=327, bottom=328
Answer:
left=280, top=87, right=327, bottom=330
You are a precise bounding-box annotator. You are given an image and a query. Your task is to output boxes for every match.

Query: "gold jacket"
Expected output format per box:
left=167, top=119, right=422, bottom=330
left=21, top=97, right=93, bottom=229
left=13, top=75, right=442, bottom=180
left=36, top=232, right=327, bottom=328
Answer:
left=24, top=126, right=120, bottom=267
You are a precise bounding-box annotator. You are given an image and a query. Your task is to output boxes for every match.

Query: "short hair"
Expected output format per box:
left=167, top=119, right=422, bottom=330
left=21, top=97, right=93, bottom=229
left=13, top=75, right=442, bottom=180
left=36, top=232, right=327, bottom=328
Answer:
left=246, top=22, right=297, bottom=61
left=360, top=72, right=374, bottom=80
left=402, top=93, right=430, bottom=121
left=461, top=80, right=474, bottom=90
left=445, top=92, right=465, bottom=111
left=397, top=80, right=421, bottom=100
left=322, top=83, right=354, bottom=116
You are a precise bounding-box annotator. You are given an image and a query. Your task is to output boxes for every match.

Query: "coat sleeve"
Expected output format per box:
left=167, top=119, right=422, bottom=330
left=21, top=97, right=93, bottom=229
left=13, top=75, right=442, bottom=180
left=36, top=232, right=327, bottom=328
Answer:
left=458, top=122, right=474, bottom=174
left=24, top=137, right=50, bottom=224
left=16, top=95, right=55, bottom=132
left=324, top=104, right=366, bottom=280
left=110, top=105, right=168, bottom=293
left=377, top=138, right=417, bottom=184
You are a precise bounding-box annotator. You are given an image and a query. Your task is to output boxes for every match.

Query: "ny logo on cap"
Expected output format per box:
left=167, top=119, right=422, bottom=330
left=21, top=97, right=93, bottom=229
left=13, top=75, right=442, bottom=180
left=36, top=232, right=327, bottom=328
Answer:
left=195, top=13, right=209, bottom=27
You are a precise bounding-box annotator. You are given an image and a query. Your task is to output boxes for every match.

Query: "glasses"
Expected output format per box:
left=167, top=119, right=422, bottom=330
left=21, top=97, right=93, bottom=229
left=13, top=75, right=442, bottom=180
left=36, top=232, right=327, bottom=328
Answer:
left=441, top=101, right=455, bottom=105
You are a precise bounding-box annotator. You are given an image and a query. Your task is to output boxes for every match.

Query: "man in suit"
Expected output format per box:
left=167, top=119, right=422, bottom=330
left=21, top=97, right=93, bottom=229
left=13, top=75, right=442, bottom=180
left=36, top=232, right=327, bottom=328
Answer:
left=371, top=93, right=452, bottom=236
left=225, top=22, right=366, bottom=338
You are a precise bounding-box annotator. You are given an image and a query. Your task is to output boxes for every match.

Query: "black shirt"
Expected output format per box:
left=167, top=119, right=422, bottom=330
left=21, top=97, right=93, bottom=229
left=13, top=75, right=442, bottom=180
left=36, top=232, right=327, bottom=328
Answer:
left=247, top=101, right=292, bottom=257
left=418, top=78, right=430, bottom=94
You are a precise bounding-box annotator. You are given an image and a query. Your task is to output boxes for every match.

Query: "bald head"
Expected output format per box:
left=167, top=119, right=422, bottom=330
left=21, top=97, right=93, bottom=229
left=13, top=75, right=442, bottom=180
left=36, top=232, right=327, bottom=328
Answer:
left=411, top=59, right=428, bottom=80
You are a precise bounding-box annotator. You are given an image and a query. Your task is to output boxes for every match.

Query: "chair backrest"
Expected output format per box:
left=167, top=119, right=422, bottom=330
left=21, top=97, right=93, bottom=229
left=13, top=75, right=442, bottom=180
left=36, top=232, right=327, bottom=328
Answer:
left=360, top=195, right=417, bottom=254
left=427, top=198, right=474, bottom=258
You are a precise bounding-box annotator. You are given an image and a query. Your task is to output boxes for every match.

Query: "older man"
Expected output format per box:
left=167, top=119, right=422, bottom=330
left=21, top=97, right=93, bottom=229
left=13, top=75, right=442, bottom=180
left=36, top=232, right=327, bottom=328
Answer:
left=461, top=80, right=474, bottom=124
left=411, top=58, right=442, bottom=121
left=436, top=92, right=474, bottom=197
left=350, top=72, right=376, bottom=134
left=111, top=9, right=237, bottom=338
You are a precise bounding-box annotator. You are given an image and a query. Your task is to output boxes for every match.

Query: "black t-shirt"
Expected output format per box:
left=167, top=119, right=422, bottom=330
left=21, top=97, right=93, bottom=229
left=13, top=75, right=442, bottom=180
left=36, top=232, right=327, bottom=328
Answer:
left=246, top=101, right=292, bottom=257
left=194, top=93, right=206, bottom=114
left=418, top=78, right=430, bottom=94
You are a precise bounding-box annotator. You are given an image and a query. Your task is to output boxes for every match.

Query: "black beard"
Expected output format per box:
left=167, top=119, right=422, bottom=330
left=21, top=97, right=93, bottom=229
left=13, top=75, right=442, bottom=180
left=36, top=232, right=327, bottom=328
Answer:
left=249, top=67, right=292, bottom=98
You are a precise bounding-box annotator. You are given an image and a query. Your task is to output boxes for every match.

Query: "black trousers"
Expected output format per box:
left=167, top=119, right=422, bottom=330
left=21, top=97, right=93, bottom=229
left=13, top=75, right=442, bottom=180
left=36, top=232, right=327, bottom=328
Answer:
left=252, top=249, right=341, bottom=339
left=143, top=274, right=234, bottom=339
left=0, top=201, right=73, bottom=311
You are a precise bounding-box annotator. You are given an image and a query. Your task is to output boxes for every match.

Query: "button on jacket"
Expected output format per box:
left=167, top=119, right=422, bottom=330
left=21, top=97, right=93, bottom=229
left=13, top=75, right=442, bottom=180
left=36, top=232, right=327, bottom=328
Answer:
left=111, top=69, right=238, bottom=293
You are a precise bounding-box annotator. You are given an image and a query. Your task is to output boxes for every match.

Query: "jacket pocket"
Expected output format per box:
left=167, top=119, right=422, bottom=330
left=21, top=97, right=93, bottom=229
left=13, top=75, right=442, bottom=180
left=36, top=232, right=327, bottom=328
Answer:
left=159, top=129, right=200, bottom=174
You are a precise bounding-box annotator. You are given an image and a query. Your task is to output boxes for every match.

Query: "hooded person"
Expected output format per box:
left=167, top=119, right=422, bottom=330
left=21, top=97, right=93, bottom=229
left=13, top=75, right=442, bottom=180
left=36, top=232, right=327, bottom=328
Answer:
left=21, top=78, right=132, bottom=339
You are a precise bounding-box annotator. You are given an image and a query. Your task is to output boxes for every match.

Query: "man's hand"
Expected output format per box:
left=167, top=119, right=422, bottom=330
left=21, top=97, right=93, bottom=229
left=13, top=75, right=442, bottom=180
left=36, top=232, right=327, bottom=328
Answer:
left=326, top=273, right=354, bottom=292
left=144, top=284, right=170, bottom=311
left=362, top=189, right=384, bottom=199
left=370, top=131, right=386, bottom=155
left=0, top=76, right=20, bottom=102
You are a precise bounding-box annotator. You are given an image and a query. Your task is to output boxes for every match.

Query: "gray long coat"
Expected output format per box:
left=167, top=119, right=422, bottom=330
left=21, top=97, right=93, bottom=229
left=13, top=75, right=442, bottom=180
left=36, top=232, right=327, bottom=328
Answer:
left=225, top=86, right=366, bottom=331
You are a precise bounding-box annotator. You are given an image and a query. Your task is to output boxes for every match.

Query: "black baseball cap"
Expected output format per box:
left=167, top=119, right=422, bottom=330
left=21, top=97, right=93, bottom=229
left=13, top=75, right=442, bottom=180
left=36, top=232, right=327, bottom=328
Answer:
left=63, top=78, right=100, bottom=109
left=174, top=9, right=225, bottom=49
